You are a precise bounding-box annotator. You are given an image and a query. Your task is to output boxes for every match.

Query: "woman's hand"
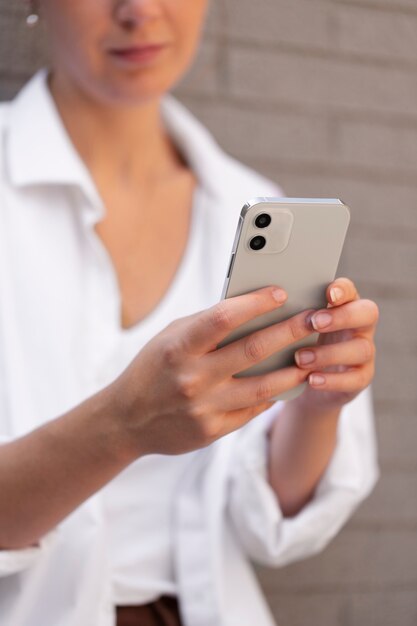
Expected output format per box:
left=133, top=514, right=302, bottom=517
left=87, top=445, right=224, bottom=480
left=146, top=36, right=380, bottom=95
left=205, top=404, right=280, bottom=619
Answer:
left=267, top=278, right=378, bottom=516
left=294, top=277, right=379, bottom=412
left=109, top=286, right=317, bottom=459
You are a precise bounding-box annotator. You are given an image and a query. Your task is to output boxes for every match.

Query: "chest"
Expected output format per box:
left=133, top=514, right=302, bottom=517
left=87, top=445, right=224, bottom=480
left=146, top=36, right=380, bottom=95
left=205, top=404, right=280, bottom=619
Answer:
left=93, top=174, right=196, bottom=330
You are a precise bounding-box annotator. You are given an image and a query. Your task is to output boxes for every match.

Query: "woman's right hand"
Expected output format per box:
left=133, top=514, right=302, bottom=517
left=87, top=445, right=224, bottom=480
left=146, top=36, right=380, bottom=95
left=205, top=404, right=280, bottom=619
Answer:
left=0, top=286, right=320, bottom=549
left=109, top=287, right=316, bottom=459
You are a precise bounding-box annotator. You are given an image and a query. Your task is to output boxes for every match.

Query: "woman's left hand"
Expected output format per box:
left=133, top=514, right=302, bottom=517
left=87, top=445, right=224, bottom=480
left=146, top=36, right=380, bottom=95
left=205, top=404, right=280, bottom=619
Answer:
left=294, top=277, right=379, bottom=411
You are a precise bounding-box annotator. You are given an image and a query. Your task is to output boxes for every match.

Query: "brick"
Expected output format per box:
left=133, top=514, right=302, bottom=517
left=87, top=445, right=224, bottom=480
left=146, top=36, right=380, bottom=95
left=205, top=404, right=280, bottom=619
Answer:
left=260, top=590, right=417, bottom=626
left=251, top=173, right=417, bottom=236
left=175, top=99, right=330, bottom=163
left=336, top=4, right=417, bottom=62
left=174, top=40, right=221, bottom=96
left=375, top=297, right=417, bottom=353
left=349, top=589, right=417, bottom=626
left=376, top=412, right=417, bottom=470
left=0, top=12, right=47, bottom=76
left=343, top=236, right=416, bottom=288
left=228, top=47, right=417, bottom=118
left=221, top=0, right=331, bottom=50
left=263, top=592, right=349, bottom=626
left=372, top=351, right=417, bottom=404
left=0, top=74, right=24, bottom=100
left=354, top=471, right=417, bottom=525
left=255, top=528, right=417, bottom=589
left=336, top=0, right=417, bottom=13
left=199, top=140, right=417, bottom=218
left=334, top=118, right=417, bottom=174
left=202, top=0, right=220, bottom=37
left=0, top=0, right=24, bottom=18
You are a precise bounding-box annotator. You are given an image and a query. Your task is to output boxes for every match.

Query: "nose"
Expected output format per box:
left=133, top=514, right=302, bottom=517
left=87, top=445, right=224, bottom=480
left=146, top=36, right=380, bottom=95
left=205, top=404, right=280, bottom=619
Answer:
left=114, top=0, right=162, bottom=30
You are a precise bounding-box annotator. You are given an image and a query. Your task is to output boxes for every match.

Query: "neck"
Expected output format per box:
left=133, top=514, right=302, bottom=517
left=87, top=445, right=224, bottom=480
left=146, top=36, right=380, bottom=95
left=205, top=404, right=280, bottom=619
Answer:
left=48, top=70, right=183, bottom=188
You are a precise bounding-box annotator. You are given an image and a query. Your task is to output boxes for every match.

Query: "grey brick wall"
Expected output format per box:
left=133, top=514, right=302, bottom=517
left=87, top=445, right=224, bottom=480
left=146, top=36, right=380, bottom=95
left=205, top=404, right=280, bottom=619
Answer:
left=1, top=1, right=416, bottom=625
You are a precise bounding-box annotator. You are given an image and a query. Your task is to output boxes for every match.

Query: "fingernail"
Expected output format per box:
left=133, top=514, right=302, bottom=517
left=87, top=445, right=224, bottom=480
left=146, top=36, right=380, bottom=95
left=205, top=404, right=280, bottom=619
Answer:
left=272, top=288, right=287, bottom=303
left=330, top=287, right=344, bottom=303
left=311, top=312, right=332, bottom=330
left=295, top=350, right=315, bottom=366
left=309, top=374, right=326, bottom=386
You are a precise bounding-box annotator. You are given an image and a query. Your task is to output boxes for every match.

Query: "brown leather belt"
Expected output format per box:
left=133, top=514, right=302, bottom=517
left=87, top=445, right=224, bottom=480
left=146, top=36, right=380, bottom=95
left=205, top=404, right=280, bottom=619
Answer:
left=116, top=595, right=182, bottom=626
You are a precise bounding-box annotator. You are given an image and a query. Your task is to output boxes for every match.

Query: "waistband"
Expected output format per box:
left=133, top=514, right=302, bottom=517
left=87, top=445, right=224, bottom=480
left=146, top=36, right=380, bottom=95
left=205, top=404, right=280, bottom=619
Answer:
left=116, top=595, right=182, bottom=626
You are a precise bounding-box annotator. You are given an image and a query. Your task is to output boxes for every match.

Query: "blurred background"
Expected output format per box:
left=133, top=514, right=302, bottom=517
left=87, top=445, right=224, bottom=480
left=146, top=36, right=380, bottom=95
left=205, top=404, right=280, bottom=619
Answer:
left=1, top=0, right=416, bottom=624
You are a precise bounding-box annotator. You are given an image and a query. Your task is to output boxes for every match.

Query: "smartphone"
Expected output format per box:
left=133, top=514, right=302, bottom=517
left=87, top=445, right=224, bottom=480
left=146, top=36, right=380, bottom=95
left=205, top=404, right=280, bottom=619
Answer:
left=219, top=197, right=350, bottom=402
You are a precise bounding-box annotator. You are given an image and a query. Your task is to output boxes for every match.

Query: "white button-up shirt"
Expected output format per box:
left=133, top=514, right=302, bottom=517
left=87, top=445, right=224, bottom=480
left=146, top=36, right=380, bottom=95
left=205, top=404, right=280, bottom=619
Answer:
left=101, top=185, right=219, bottom=606
left=0, top=69, right=379, bottom=626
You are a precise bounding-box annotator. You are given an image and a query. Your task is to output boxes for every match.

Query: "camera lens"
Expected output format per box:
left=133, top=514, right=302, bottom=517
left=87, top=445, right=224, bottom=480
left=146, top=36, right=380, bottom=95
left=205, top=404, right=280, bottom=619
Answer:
left=249, top=235, right=266, bottom=251
left=254, top=213, right=271, bottom=228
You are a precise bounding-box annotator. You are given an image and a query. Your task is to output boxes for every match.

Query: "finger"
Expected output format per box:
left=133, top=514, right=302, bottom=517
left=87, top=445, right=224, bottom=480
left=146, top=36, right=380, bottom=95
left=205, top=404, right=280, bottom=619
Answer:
left=309, top=299, right=379, bottom=335
left=327, top=277, right=360, bottom=307
left=205, top=309, right=315, bottom=381
left=210, top=366, right=307, bottom=412
left=295, top=336, right=375, bottom=370
left=183, top=286, right=288, bottom=354
left=221, top=401, right=275, bottom=435
left=308, top=364, right=374, bottom=393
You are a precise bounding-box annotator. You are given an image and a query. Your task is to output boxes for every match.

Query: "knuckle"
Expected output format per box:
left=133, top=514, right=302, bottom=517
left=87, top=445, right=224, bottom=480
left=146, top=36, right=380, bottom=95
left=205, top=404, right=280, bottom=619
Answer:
left=177, top=373, right=200, bottom=399
left=337, top=307, right=350, bottom=328
left=164, top=318, right=187, bottom=341
left=200, top=418, right=221, bottom=441
left=338, top=276, right=354, bottom=291
left=209, top=303, right=234, bottom=333
left=188, top=402, right=206, bottom=422
left=183, top=403, right=207, bottom=433
left=296, top=367, right=309, bottom=384
left=360, top=338, right=375, bottom=362
left=255, top=380, right=273, bottom=403
left=288, top=317, right=302, bottom=342
left=340, top=276, right=359, bottom=299
left=360, top=299, right=379, bottom=324
left=244, top=335, right=267, bottom=363
left=356, top=368, right=369, bottom=389
left=161, top=340, right=182, bottom=367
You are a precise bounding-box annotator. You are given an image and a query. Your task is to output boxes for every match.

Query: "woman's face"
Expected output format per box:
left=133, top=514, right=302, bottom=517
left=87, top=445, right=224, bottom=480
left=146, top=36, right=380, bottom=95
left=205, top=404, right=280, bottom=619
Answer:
left=37, top=0, right=209, bottom=105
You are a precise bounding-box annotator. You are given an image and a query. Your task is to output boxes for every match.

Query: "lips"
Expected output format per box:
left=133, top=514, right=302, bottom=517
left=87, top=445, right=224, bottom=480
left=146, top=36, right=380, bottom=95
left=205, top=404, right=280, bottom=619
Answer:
left=108, top=43, right=168, bottom=64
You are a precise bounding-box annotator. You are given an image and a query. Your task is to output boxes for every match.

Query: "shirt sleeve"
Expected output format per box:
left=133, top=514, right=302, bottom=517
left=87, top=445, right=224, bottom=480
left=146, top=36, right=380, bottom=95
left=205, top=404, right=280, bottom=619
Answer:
left=226, top=386, right=379, bottom=567
left=0, top=436, right=57, bottom=577
left=0, top=535, right=57, bottom=577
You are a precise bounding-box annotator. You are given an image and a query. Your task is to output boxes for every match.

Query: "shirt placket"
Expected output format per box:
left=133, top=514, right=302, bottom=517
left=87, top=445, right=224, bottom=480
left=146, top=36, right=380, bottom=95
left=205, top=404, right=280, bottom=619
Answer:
left=79, top=197, right=121, bottom=394
left=174, top=448, right=225, bottom=626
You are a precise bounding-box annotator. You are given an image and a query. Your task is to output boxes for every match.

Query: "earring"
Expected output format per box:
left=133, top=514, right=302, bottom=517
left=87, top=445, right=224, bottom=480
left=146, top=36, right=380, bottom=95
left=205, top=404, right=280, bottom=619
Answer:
left=26, top=0, right=39, bottom=27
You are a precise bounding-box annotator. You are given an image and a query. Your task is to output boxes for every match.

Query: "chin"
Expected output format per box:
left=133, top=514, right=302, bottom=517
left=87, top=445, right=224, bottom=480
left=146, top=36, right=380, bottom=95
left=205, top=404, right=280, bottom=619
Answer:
left=83, top=59, right=185, bottom=107
left=85, top=74, right=175, bottom=107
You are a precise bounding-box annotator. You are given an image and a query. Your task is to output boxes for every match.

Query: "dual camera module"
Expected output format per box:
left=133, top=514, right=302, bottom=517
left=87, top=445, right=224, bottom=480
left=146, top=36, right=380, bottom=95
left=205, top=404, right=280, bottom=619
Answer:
left=249, top=213, right=271, bottom=250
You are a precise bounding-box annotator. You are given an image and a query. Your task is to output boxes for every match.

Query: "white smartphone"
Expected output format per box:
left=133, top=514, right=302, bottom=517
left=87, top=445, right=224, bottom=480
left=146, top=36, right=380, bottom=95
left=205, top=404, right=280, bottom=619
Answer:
left=219, top=197, right=351, bottom=402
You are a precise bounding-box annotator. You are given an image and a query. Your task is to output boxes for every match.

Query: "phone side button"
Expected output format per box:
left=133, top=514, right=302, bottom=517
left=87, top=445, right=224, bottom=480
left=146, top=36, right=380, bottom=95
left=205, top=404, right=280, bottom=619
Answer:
left=226, top=253, right=235, bottom=278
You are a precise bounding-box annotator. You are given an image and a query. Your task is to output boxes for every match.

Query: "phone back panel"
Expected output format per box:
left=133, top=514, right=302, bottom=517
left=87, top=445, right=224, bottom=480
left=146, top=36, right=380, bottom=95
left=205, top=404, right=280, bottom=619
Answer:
left=219, top=198, right=350, bottom=401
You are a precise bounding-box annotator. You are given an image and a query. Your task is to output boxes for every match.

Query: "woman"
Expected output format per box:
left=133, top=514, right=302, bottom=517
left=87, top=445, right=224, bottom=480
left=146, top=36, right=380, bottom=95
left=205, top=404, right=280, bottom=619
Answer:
left=0, top=1, right=379, bottom=625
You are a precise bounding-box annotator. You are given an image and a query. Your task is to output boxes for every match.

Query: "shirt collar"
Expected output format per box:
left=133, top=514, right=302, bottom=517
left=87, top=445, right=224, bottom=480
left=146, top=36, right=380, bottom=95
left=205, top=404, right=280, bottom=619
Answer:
left=6, top=68, right=101, bottom=208
left=5, top=68, right=224, bottom=206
